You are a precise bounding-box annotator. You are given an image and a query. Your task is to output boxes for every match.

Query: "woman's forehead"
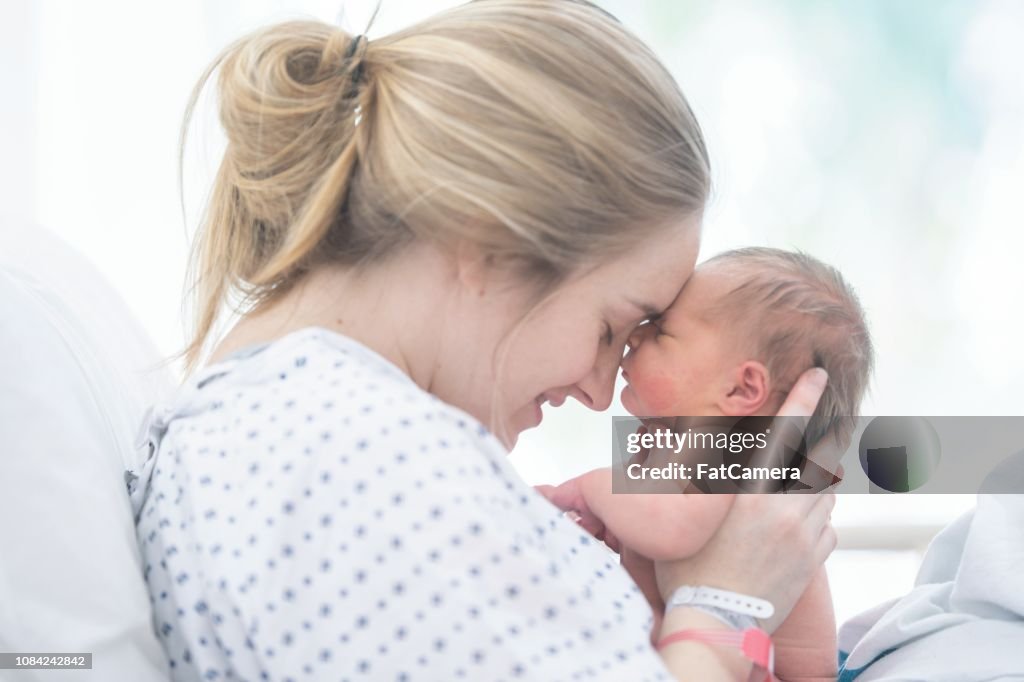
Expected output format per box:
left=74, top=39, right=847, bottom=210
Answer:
left=564, top=217, right=699, bottom=312
left=625, top=220, right=701, bottom=306
left=666, top=266, right=734, bottom=320
left=620, top=260, right=694, bottom=316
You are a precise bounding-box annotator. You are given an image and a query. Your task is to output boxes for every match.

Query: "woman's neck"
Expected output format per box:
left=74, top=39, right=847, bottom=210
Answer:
left=205, top=247, right=451, bottom=391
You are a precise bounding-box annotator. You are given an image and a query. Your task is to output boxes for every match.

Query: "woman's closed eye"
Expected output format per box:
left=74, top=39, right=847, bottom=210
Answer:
left=606, top=312, right=664, bottom=347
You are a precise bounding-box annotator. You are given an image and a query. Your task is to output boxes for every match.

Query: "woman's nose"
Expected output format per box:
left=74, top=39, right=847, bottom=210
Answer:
left=575, top=343, right=622, bottom=412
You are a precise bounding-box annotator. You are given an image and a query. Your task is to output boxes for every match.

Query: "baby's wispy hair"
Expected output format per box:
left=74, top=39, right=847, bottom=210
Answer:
left=702, top=247, right=874, bottom=449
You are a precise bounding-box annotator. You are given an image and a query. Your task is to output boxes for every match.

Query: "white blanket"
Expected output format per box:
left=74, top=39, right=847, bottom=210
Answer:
left=838, top=450, right=1024, bottom=681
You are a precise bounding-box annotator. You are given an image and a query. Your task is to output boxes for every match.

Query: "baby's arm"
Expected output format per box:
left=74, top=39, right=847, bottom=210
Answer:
left=572, top=468, right=734, bottom=560
left=771, top=568, right=838, bottom=682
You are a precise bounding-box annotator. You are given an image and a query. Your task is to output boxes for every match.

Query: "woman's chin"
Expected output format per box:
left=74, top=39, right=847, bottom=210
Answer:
left=504, top=401, right=543, bottom=445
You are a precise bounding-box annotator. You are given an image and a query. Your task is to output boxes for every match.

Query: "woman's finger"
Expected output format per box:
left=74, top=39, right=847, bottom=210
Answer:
left=802, top=492, right=836, bottom=538
left=800, top=494, right=837, bottom=565
left=813, top=521, right=839, bottom=565
left=776, top=367, right=828, bottom=418
left=749, top=367, right=832, bottom=492
left=735, top=489, right=817, bottom=518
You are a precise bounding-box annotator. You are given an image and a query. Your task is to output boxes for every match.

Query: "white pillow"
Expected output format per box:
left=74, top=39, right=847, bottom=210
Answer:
left=0, top=220, right=172, bottom=681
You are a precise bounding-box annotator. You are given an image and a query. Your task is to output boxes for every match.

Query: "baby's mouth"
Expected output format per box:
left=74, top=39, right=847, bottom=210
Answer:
left=541, top=392, right=566, bottom=407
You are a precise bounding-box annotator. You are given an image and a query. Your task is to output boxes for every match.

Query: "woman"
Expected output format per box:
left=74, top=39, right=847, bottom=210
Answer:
left=133, top=1, right=836, bottom=679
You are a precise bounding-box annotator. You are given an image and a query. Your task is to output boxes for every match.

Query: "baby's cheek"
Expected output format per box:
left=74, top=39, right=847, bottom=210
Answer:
left=631, top=370, right=685, bottom=416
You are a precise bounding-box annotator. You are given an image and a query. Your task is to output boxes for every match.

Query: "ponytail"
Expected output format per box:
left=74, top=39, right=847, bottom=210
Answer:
left=179, top=23, right=373, bottom=372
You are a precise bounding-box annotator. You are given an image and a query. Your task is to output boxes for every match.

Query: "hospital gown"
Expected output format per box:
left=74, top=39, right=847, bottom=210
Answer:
left=130, top=327, right=673, bottom=681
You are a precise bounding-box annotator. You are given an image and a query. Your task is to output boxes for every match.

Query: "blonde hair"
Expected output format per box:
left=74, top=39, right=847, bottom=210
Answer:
left=179, top=0, right=710, bottom=373
left=702, top=247, right=875, bottom=448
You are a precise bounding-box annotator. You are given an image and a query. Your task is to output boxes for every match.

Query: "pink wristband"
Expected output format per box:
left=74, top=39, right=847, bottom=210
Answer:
left=656, top=627, right=775, bottom=681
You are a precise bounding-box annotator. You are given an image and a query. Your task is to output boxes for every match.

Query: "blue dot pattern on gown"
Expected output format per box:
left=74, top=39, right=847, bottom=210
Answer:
left=134, top=327, right=671, bottom=681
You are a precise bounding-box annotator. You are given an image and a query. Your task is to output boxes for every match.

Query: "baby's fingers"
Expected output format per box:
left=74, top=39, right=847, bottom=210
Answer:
left=534, top=484, right=558, bottom=504
left=567, top=508, right=606, bottom=539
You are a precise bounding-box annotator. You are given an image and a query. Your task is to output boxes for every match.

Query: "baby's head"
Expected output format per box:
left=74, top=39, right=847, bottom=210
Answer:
left=621, top=247, right=873, bottom=447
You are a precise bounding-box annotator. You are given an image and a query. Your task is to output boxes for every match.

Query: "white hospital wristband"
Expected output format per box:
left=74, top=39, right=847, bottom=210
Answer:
left=665, top=586, right=775, bottom=631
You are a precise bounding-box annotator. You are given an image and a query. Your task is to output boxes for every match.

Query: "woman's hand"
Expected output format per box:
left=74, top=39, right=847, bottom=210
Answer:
left=653, top=367, right=838, bottom=633
left=655, top=490, right=836, bottom=633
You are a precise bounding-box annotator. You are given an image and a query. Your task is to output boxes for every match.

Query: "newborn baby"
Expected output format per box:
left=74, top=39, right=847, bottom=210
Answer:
left=543, top=247, right=873, bottom=681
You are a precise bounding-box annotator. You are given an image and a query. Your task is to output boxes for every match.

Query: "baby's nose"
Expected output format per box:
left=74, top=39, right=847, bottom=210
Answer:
left=626, top=324, right=651, bottom=351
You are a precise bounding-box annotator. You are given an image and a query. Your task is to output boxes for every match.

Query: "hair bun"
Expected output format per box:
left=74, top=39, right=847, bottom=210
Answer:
left=311, top=30, right=368, bottom=92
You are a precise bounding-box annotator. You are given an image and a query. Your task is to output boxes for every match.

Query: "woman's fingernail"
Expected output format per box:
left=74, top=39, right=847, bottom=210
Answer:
left=810, top=367, right=829, bottom=389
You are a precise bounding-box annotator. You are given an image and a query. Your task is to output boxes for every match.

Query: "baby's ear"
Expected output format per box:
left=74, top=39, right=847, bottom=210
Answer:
left=718, top=361, right=771, bottom=416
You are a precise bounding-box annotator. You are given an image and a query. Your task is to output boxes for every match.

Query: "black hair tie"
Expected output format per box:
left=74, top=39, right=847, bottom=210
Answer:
left=344, top=34, right=367, bottom=97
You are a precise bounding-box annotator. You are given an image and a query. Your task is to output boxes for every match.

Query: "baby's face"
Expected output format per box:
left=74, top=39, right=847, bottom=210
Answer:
left=620, top=266, right=740, bottom=417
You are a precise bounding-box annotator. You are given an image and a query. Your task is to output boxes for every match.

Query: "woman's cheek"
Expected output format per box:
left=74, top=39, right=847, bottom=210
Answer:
left=531, top=341, right=596, bottom=397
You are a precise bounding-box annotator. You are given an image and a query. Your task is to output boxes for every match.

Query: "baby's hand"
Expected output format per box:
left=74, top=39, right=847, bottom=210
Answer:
left=534, top=476, right=616, bottom=549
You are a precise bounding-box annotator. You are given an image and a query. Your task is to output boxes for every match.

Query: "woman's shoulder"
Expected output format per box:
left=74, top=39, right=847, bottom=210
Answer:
left=171, top=327, right=463, bottom=422
left=196, top=325, right=418, bottom=395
